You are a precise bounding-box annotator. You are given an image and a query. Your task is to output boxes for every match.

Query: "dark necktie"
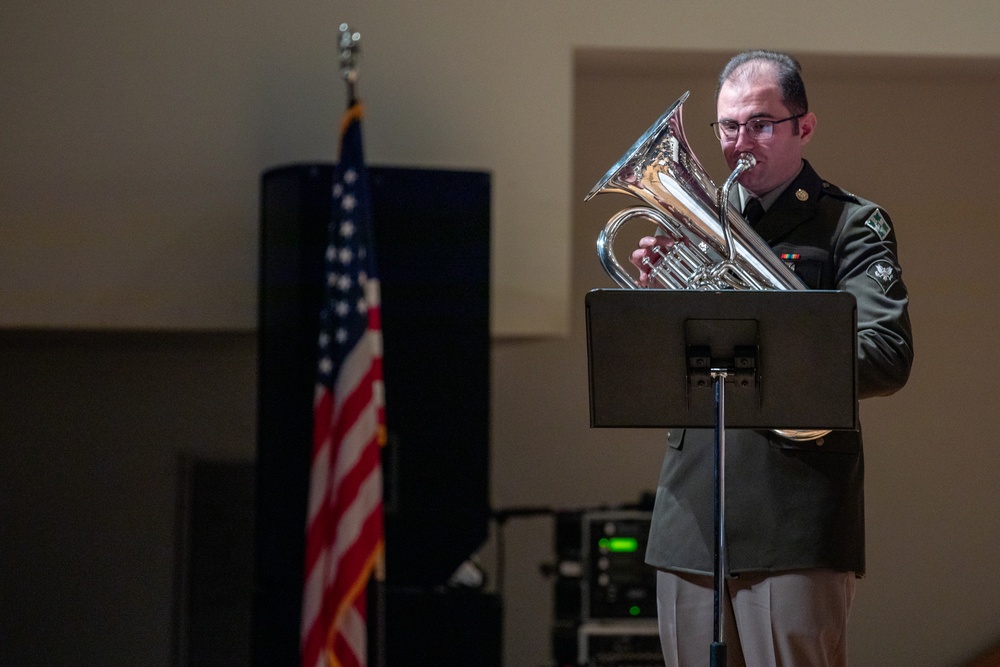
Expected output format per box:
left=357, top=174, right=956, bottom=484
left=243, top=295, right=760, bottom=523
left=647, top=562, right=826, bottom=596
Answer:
left=743, top=197, right=765, bottom=228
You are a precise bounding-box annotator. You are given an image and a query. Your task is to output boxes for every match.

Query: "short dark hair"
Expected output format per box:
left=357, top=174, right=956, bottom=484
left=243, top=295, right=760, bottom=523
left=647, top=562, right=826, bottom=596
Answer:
left=716, top=50, right=808, bottom=131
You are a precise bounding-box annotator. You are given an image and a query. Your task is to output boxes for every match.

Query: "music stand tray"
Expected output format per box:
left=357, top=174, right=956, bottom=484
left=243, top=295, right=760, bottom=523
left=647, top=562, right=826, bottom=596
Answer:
left=585, top=288, right=858, bottom=431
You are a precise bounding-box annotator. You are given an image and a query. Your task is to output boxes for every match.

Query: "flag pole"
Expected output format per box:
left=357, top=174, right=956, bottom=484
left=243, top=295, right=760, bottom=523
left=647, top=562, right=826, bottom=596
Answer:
left=338, top=22, right=360, bottom=108
left=338, top=23, right=385, bottom=667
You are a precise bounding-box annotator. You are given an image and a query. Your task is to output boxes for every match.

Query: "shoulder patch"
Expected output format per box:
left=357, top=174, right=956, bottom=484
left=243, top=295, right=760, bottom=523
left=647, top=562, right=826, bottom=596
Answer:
left=864, top=209, right=891, bottom=241
left=867, top=259, right=898, bottom=294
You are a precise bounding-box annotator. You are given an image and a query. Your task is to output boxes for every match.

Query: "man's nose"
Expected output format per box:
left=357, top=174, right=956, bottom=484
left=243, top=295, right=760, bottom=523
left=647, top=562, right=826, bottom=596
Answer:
left=733, top=125, right=757, bottom=151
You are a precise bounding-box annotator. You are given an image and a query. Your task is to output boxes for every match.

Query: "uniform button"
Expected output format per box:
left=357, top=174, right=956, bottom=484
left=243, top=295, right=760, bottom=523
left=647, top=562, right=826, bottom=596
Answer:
left=816, top=438, right=825, bottom=446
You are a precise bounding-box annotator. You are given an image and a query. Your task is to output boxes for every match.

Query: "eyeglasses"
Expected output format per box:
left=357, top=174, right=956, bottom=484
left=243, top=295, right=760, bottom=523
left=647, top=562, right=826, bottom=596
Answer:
left=710, top=114, right=804, bottom=142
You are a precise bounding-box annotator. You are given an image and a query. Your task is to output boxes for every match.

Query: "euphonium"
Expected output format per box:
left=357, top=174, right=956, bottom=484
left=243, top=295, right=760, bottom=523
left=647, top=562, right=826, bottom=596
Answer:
left=586, top=91, right=828, bottom=442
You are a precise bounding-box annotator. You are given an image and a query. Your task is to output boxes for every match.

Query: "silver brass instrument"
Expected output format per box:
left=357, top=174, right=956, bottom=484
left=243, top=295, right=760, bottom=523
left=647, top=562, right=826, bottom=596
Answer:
left=585, top=92, right=828, bottom=442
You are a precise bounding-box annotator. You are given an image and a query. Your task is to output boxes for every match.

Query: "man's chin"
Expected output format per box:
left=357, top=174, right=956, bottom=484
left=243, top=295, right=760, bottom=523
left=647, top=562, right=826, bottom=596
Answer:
left=737, top=175, right=764, bottom=194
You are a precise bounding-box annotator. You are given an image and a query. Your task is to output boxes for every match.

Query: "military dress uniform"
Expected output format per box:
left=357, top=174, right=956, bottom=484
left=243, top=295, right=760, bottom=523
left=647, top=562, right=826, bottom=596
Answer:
left=646, top=160, right=914, bottom=665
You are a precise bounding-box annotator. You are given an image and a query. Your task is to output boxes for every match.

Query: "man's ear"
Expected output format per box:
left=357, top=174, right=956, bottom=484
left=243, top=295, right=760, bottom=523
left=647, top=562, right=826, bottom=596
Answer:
left=799, top=112, right=817, bottom=145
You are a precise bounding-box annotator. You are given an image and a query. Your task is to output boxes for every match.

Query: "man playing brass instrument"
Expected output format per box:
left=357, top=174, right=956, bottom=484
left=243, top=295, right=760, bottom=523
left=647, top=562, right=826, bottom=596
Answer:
left=631, top=51, right=913, bottom=666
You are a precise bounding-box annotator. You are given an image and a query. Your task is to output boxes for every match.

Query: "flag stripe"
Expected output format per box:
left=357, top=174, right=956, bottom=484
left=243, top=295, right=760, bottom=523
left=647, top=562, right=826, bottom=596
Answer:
left=304, top=374, right=381, bottom=569
left=302, top=466, right=382, bottom=647
left=306, top=334, right=381, bottom=529
left=301, top=448, right=382, bottom=628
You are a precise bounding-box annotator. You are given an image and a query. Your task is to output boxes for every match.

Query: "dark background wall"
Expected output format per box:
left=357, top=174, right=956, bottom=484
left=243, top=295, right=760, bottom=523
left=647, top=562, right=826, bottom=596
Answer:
left=0, top=331, right=257, bottom=665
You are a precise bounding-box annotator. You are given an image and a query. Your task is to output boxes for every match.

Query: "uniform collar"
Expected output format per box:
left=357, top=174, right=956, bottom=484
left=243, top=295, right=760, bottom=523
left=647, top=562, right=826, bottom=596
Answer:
left=746, top=160, right=824, bottom=242
left=736, top=161, right=805, bottom=212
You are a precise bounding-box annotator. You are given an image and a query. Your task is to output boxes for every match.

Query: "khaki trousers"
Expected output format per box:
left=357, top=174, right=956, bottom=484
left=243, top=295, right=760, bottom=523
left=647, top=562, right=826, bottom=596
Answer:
left=656, top=569, right=857, bottom=667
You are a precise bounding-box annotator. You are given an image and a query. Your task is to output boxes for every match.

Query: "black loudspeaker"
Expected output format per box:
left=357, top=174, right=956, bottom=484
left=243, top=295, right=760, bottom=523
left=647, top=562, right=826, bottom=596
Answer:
left=380, top=588, right=503, bottom=667
left=371, top=167, right=492, bottom=587
left=254, top=164, right=491, bottom=664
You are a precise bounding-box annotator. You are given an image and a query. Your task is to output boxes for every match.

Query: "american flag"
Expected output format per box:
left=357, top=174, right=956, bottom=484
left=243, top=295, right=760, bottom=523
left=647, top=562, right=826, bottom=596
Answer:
left=301, top=101, right=385, bottom=667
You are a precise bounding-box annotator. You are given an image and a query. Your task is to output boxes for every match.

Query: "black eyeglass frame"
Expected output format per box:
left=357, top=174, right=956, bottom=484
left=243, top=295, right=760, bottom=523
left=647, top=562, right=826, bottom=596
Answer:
left=710, top=113, right=805, bottom=141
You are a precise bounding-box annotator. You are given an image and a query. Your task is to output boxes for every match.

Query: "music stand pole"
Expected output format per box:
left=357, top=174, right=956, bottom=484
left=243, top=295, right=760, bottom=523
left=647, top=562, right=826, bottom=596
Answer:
left=710, top=369, right=728, bottom=667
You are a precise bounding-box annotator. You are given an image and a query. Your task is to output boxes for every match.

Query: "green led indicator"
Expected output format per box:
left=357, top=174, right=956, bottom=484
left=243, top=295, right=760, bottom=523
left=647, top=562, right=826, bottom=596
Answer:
left=604, top=536, right=638, bottom=553
left=629, top=605, right=641, bottom=616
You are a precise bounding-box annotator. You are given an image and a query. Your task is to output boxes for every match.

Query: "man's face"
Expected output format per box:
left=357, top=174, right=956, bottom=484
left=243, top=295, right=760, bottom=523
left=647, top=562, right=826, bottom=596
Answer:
left=716, top=69, right=815, bottom=196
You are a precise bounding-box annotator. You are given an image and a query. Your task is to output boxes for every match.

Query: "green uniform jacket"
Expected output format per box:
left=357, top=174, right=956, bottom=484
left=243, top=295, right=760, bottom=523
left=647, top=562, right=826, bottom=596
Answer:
left=645, top=160, right=914, bottom=577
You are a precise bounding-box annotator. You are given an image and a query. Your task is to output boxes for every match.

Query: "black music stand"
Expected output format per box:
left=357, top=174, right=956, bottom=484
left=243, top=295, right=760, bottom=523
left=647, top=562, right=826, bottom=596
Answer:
left=585, top=288, right=858, bottom=667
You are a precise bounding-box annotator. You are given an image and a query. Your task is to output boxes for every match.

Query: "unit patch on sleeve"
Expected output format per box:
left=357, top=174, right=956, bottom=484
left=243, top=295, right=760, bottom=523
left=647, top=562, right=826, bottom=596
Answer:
left=867, top=259, right=898, bottom=294
left=864, top=209, right=891, bottom=241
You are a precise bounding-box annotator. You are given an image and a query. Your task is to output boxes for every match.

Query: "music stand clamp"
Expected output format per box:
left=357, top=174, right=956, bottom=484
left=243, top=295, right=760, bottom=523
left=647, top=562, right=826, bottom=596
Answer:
left=585, top=288, right=858, bottom=666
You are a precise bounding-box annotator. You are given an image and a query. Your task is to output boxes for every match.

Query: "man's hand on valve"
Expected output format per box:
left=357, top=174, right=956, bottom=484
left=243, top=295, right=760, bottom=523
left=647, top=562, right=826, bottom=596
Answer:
left=629, top=235, right=674, bottom=287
